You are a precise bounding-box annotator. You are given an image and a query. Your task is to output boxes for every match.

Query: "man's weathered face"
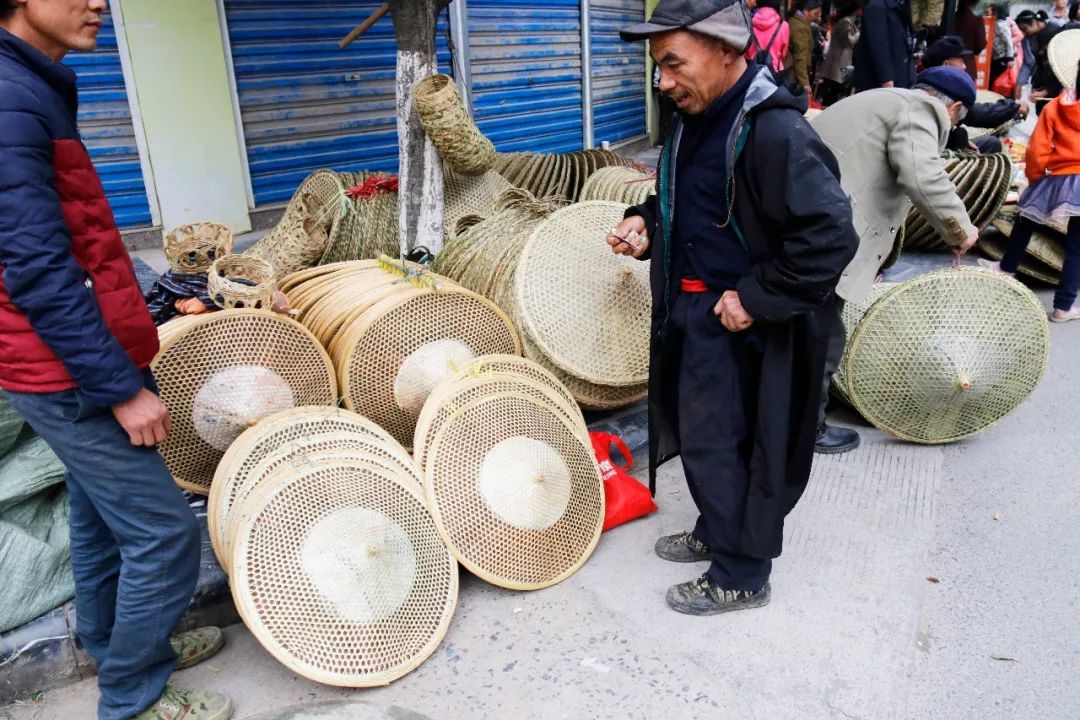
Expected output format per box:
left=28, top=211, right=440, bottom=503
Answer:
left=943, top=56, right=966, bottom=69
left=7, top=0, right=105, bottom=59
left=806, top=7, right=823, bottom=22
left=651, top=30, right=739, bottom=115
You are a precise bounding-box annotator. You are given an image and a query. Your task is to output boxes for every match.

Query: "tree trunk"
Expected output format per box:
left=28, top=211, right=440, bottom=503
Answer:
left=390, top=0, right=447, bottom=255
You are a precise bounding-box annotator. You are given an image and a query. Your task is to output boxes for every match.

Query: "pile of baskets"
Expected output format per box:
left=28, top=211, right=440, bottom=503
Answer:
left=900, top=152, right=1012, bottom=252
left=492, top=149, right=636, bottom=202
left=579, top=165, right=656, bottom=206
left=434, top=192, right=651, bottom=409
left=280, top=259, right=521, bottom=447
left=833, top=267, right=1050, bottom=444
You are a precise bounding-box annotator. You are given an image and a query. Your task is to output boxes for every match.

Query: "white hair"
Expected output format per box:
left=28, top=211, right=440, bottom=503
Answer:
left=913, top=83, right=970, bottom=123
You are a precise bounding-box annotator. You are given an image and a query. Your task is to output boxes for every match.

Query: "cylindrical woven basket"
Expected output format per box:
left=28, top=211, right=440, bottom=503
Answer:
left=165, top=222, right=234, bottom=273
left=414, top=74, right=495, bottom=176
left=842, top=267, right=1050, bottom=444
left=209, top=255, right=278, bottom=311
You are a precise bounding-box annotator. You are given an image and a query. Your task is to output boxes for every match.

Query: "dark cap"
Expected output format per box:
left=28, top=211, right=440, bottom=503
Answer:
left=917, top=65, right=978, bottom=108
left=1014, top=9, right=1038, bottom=24
left=620, top=0, right=753, bottom=49
left=922, top=35, right=975, bottom=67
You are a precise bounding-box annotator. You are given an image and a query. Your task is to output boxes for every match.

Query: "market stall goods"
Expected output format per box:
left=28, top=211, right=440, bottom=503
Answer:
left=282, top=259, right=521, bottom=448
left=492, top=149, right=636, bottom=201
left=208, top=254, right=278, bottom=311
left=413, top=73, right=495, bottom=175
left=152, top=310, right=338, bottom=493
left=230, top=455, right=457, bottom=687
left=421, top=389, right=604, bottom=590
left=901, top=153, right=1012, bottom=252
left=831, top=282, right=898, bottom=403
left=165, top=221, right=234, bottom=273
left=841, top=267, right=1050, bottom=444
left=209, top=406, right=421, bottom=572
left=579, top=165, right=656, bottom=206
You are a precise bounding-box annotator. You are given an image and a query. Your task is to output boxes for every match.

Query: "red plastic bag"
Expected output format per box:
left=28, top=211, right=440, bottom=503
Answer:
left=992, top=64, right=1018, bottom=98
left=590, top=430, right=658, bottom=532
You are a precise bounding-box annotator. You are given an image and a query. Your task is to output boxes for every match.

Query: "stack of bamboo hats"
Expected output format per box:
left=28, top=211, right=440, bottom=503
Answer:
left=434, top=194, right=651, bottom=409
left=210, top=406, right=457, bottom=687
left=492, top=149, right=636, bottom=201
left=152, top=310, right=338, bottom=493
left=280, top=258, right=520, bottom=447
left=901, top=153, right=1012, bottom=251
left=579, top=165, right=655, bottom=206
left=962, top=90, right=1017, bottom=139
left=835, top=268, right=1049, bottom=444
left=414, top=355, right=604, bottom=590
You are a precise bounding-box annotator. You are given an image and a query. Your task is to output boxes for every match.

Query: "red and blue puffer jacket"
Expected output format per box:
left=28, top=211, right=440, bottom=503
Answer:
left=0, top=28, right=158, bottom=408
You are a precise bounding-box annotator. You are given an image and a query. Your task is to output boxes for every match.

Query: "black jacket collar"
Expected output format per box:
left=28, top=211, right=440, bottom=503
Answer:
left=0, top=27, right=78, bottom=116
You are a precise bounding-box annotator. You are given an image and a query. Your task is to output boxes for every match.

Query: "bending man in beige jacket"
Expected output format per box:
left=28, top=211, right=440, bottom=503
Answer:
left=809, top=65, right=980, bottom=453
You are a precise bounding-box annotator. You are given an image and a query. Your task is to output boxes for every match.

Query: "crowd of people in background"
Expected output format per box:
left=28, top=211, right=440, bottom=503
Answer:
left=719, top=0, right=1080, bottom=110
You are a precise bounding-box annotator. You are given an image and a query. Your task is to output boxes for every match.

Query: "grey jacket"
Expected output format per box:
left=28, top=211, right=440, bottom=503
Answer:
left=819, top=16, right=860, bottom=84
left=811, top=88, right=975, bottom=302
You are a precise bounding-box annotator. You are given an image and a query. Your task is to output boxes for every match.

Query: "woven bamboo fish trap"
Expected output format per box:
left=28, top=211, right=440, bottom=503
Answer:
left=281, top=258, right=521, bottom=448
left=151, top=310, right=338, bottom=493
left=493, top=149, right=636, bottom=202
left=229, top=454, right=457, bottom=687
left=165, top=222, right=234, bottom=274
left=244, top=191, right=334, bottom=278
left=579, top=165, right=656, bottom=206
left=209, top=405, right=421, bottom=573
left=963, top=90, right=1018, bottom=140
left=840, top=267, right=1050, bottom=444
left=433, top=192, right=649, bottom=409
left=414, top=74, right=495, bottom=175
left=901, top=153, right=1012, bottom=252
left=420, top=388, right=604, bottom=590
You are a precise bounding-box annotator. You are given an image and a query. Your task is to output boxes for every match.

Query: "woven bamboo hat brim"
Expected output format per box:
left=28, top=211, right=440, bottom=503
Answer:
left=976, top=231, right=1060, bottom=284
left=831, top=282, right=898, bottom=403
left=1049, top=29, right=1080, bottom=89
left=413, top=364, right=588, bottom=473
left=230, top=457, right=458, bottom=687
left=414, top=74, right=495, bottom=175
left=444, top=169, right=512, bottom=235
left=164, top=221, right=234, bottom=274
left=842, top=267, right=1050, bottom=444
left=208, top=406, right=419, bottom=570
left=520, top=333, right=648, bottom=410
left=151, top=310, right=337, bottom=493
left=423, top=391, right=604, bottom=590
left=515, top=201, right=651, bottom=387
left=335, top=284, right=520, bottom=448
left=965, top=90, right=1011, bottom=139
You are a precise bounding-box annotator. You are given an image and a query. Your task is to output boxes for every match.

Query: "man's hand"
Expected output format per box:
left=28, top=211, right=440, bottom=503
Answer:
left=715, top=290, right=754, bottom=332
left=1018, top=100, right=1030, bottom=119
left=606, top=215, right=650, bottom=258
left=953, top=229, right=979, bottom=267
left=881, top=81, right=895, bottom=89
left=112, top=388, right=171, bottom=447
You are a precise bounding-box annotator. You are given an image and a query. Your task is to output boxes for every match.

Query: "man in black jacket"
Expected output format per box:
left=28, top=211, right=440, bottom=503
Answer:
left=612, top=0, right=858, bottom=616
left=853, top=0, right=916, bottom=91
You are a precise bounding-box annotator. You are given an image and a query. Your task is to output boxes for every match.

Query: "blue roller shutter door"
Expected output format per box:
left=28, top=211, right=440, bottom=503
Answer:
left=225, top=0, right=452, bottom=206
left=467, top=0, right=585, bottom=154
left=65, top=12, right=153, bottom=228
left=590, top=0, right=647, bottom=146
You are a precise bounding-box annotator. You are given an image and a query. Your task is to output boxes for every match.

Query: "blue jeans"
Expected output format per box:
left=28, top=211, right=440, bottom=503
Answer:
left=5, top=373, right=199, bottom=720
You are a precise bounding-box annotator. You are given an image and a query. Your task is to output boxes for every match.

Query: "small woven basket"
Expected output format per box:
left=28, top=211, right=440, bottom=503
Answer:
left=208, top=255, right=278, bottom=311
left=414, top=74, right=495, bottom=176
left=165, top=222, right=234, bottom=273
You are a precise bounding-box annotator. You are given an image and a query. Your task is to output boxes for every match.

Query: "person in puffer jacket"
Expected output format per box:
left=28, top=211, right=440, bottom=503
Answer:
left=745, top=0, right=789, bottom=73
left=0, top=2, right=231, bottom=719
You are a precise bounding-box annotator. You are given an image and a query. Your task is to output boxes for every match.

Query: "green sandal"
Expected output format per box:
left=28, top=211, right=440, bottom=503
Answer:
left=171, top=626, right=225, bottom=670
left=132, top=684, right=233, bottom=720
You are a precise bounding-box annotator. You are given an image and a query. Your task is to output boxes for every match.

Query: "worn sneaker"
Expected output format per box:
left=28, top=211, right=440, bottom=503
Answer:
left=132, top=685, right=233, bottom=720
left=171, top=627, right=225, bottom=671
left=1050, top=308, right=1080, bottom=323
left=665, top=574, right=771, bottom=616
left=654, top=531, right=710, bottom=563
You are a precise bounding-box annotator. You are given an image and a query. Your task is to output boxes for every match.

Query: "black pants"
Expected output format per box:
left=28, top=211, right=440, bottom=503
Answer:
left=672, top=289, right=772, bottom=591
left=1001, top=216, right=1080, bottom=311
left=818, top=298, right=846, bottom=427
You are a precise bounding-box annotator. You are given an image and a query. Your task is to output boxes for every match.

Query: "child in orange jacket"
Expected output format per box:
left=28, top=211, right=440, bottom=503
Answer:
left=982, top=50, right=1080, bottom=322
